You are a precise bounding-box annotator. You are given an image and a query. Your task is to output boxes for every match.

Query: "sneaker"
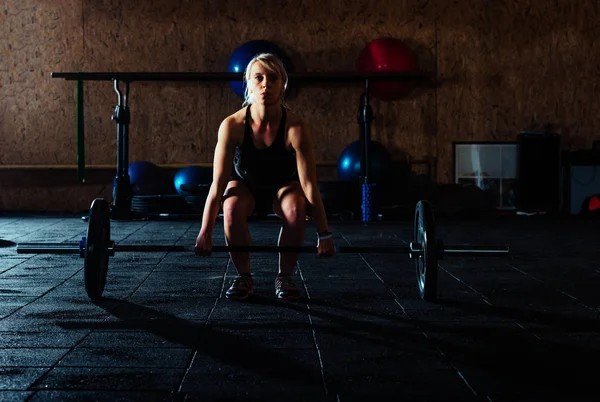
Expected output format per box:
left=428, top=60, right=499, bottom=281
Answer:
left=226, top=275, right=253, bottom=300
left=275, top=275, right=300, bottom=300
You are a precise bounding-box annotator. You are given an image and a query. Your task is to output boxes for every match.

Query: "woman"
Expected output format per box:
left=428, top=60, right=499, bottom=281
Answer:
left=195, top=53, right=334, bottom=300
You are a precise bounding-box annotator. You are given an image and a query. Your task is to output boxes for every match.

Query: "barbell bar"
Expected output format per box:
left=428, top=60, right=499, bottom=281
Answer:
left=15, top=198, right=509, bottom=302
left=16, top=241, right=508, bottom=257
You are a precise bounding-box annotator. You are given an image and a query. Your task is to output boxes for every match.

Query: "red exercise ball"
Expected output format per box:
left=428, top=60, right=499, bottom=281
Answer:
left=356, top=37, right=419, bottom=101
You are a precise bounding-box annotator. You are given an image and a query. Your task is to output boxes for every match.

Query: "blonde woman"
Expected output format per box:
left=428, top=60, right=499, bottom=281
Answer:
left=195, top=53, right=334, bottom=301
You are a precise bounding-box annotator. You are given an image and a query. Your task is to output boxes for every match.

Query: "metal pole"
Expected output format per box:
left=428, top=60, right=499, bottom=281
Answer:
left=111, top=80, right=132, bottom=219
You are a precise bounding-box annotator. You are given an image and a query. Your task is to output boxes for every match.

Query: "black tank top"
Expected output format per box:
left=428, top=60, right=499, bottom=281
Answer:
left=233, top=105, right=298, bottom=187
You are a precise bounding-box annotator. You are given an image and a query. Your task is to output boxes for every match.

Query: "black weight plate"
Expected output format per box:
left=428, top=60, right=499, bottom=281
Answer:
left=131, top=194, right=192, bottom=214
left=183, top=195, right=209, bottom=213
left=414, top=200, right=438, bottom=301
left=84, top=198, right=111, bottom=300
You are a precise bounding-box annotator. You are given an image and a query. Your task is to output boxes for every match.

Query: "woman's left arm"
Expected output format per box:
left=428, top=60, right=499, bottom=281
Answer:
left=290, top=122, right=330, bottom=235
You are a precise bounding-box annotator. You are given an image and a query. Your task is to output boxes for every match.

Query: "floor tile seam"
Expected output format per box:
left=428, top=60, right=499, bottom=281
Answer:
left=0, top=267, right=87, bottom=321
left=441, top=257, right=598, bottom=315
left=21, top=292, right=134, bottom=391
left=109, top=220, right=196, bottom=285
left=2, top=218, right=94, bottom=275
left=437, top=262, right=543, bottom=335
left=404, top=262, right=555, bottom=399
left=341, top=231, right=426, bottom=308
left=391, top=298, right=483, bottom=399
left=25, top=319, right=119, bottom=389
left=176, top=256, right=230, bottom=393
left=0, top=217, right=28, bottom=229
left=297, top=262, right=335, bottom=399
left=0, top=256, right=31, bottom=275
left=438, top=263, right=492, bottom=303
left=21, top=389, right=176, bottom=395
left=0, top=347, right=73, bottom=351
left=1, top=217, right=74, bottom=243
left=23, top=348, right=82, bottom=392
left=27, top=383, right=186, bottom=392
left=384, top=253, right=501, bottom=400
left=111, top=219, right=157, bottom=245
left=71, top=345, right=194, bottom=350
left=120, top=257, right=175, bottom=300
left=338, top=231, right=409, bottom=285
left=505, top=262, right=599, bottom=313
left=310, top=230, right=436, bottom=400
left=23, top=363, right=192, bottom=369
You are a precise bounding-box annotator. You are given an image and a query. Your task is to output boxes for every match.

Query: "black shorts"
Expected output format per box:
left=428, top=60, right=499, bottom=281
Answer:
left=229, top=171, right=299, bottom=216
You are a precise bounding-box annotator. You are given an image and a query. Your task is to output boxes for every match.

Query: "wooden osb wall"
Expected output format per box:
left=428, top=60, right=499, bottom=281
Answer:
left=1, top=0, right=599, bottom=212
left=436, top=0, right=600, bottom=180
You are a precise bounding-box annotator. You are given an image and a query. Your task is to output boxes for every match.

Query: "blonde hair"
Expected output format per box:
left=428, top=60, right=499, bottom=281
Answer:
left=242, top=53, right=289, bottom=107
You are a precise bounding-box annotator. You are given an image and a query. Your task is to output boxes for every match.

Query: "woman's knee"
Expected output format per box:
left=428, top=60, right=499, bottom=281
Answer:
left=222, top=197, right=251, bottom=226
left=279, top=193, right=306, bottom=224
left=222, top=184, right=254, bottom=227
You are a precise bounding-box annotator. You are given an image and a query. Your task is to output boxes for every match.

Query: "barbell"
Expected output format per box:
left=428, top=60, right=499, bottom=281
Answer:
left=16, top=198, right=509, bottom=301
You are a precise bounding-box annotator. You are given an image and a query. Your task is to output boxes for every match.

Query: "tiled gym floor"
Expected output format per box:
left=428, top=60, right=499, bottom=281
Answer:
left=0, top=213, right=598, bottom=401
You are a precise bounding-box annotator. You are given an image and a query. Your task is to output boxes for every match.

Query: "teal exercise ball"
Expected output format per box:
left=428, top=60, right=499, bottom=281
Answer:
left=337, top=140, right=392, bottom=183
left=174, top=166, right=213, bottom=195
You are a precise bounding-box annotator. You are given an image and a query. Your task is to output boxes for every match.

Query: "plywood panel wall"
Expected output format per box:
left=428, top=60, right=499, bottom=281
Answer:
left=1, top=0, right=599, bottom=211
left=436, top=0, right=600, bottom=182
left=0, top=0, right=83, bottom=164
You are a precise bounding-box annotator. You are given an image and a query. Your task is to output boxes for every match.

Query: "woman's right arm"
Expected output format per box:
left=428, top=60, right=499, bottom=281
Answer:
left=196, top=119, right=238, bottom=252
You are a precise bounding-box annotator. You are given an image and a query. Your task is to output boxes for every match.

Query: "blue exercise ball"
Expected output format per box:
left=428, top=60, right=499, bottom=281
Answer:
left=113, top=161, right=164, bottom=195
left=227, top=40, right=293, bottom=100
left=337, top=141, right=392, bottom=183
left=174, top=166, right=213, bottom=195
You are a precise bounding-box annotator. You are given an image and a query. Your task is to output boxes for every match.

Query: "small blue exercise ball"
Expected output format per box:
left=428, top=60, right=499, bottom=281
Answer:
left=113, top=161, right=165, bottom=195
left=337, top=140, right=392, bottom=183
left=227, top=40, right=293, bottom=99
left=174, top=166, right=213, bottom=195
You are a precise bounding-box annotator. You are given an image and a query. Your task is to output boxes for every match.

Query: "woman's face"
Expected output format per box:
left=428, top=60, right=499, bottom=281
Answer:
left=247, top=62, right=284, bottom=106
